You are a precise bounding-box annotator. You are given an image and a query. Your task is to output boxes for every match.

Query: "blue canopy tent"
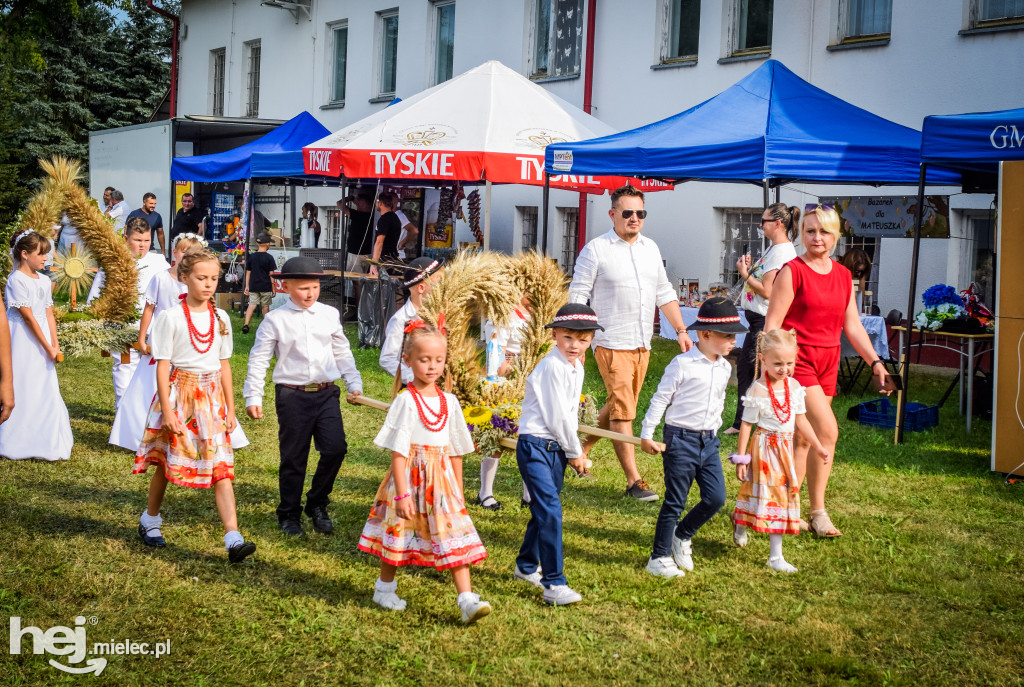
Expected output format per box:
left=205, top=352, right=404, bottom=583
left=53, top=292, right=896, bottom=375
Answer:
left=896, top=107, right=1024, bottom=443
left=544, top=60, right=960, bottom=187
left=540, top=59, right=959, bottom=248
left=170, top=111, right=331, bottom=182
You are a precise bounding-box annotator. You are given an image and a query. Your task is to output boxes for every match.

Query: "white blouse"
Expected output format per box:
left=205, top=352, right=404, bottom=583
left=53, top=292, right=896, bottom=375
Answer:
left=144, top=269, right=187, bottom=315
left=5, top=270, right=52, bottom=324
left=149, top=304, right=233, bottom=373
left=373, top=390, right=475, bottom=457
left=740, top=379, right=807, bottom=433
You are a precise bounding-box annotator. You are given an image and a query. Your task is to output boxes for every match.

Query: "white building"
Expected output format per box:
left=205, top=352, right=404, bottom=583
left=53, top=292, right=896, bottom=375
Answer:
left=164, top=0, right=1023, bottom=315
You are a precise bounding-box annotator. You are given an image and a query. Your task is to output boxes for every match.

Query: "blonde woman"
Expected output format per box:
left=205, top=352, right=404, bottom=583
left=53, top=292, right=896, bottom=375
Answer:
left=765, top=204, right=888, bottom=538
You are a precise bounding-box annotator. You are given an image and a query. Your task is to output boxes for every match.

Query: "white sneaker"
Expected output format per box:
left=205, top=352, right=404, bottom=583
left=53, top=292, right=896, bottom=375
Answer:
left=645, top=556, right=685, bottom=579
left=672, top=536, right=694, bottom=571
left=542, top=585, right=582, bottom=606
left=373, top=579, right=407, bottom=611
left=457, top=592, right=492, bottom=624
left=513, top=565, right=543, bottom=588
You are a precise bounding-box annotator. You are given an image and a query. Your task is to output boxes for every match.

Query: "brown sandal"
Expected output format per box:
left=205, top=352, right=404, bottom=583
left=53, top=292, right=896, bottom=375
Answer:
left=808, top=509, right=842, bottom=538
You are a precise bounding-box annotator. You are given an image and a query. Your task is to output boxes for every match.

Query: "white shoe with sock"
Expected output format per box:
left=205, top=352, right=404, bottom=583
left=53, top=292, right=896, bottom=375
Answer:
left=767, top=533, right=796, bottom=572
left=733, top=524, right=748, bottom=547
left=373, top=578, right=407, bottom=611
left=672, top=536, right=694, bottom=571
left=457, top=591, right=491, bottom=624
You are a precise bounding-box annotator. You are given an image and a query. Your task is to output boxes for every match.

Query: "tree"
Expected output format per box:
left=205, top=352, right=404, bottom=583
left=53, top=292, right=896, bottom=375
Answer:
left=0, top=0, right=172, bottom=227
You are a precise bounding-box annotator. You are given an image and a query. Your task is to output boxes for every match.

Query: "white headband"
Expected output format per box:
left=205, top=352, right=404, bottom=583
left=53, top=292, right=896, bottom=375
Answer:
left=172, top=232, right=208, bottom=249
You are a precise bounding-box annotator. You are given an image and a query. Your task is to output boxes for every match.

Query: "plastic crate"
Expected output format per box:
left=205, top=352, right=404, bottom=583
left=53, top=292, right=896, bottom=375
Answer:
left=857, top=398, right=939, bottom=432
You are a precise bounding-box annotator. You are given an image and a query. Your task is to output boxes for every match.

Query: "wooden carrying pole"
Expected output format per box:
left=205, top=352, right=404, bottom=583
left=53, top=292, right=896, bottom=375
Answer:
left=350, top=395, right=664, bottom=452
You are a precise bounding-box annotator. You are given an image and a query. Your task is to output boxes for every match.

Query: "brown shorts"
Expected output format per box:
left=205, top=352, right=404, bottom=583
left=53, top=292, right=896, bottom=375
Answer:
left=251, top=291, right=274, bottom=307
left=594, top=346, right=651, bottom=421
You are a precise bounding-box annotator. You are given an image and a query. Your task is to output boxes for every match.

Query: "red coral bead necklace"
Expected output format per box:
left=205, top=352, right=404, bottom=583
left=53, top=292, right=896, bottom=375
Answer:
left=766, top=376, right=792, bottom=424
left=182, top=299, right=216, bottom=354
left=408, top=383, right=448, bottom=432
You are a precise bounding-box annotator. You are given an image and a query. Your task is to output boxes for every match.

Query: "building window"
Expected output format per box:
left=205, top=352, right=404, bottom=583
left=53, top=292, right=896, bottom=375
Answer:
left=970, top=0, right=1024, bottom=27
left=960, top=213, right=995, bottom=306
left=244, top=40, right=261, bottom=117
left=530, top=0, right=584, bottom=78
left=840, top=0, right=891, bottom=40
left=323, top=207, right=342, bottom=249
left=376, top=9, right=399, bottom=98
left=662, top=0, right=701, bottom=62
left=432, top=1, right=456, bottom=86
left=559, top=208, right=579, bottom=276
left=519, top=206, right=539, bottom=250
left=330, top=23, right=348, bottom=103
left=210, top=48, right=225, bottom=116
left=721, top=209, right=765, bottom=284
left=734, top=0, right=773, bottom=54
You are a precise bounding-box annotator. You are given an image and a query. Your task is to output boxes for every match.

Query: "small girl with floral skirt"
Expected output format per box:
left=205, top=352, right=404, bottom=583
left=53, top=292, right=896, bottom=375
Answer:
left=133, top=249, right=255, bottom=563
left=731, top=329, right=828, bottom=573
left=357, top=319, right=491, bottom=624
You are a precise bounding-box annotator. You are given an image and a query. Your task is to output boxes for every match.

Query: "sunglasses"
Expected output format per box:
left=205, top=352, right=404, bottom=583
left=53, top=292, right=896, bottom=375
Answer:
left=805, top=203, right=834, bottom=213
left=620, top=209, right=648, bottom=220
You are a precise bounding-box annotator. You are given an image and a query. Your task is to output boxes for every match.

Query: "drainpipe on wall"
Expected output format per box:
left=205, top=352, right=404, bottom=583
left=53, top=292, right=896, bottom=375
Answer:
left=577, top=0, right=597, bottom=257
left=148, top=0, right=179, bottom=119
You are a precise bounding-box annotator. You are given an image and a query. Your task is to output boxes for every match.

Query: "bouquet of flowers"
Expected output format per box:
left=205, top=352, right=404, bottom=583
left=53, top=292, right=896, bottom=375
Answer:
left=464, top=394, right=598, bottom=457
left=914, top=284, right=965, bottom=331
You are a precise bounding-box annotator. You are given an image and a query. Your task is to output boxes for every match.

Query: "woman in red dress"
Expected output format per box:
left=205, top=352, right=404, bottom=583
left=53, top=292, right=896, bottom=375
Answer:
left=765, top=204, right=889, bottom=538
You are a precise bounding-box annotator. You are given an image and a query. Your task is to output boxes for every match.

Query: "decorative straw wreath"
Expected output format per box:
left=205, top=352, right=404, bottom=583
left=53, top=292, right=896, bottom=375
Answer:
left=417, top=249, right=597, bottom=455
left=0, top=157, right=141, bottom=355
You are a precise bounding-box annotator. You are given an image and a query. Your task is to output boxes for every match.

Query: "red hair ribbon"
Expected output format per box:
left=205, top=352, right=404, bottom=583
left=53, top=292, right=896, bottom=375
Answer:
left=436, top=312, right=447, bottom=336
left=404, top=319, right=428, bottom=334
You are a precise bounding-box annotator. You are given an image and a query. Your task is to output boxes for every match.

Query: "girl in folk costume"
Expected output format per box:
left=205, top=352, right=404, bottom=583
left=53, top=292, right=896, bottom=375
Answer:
left=133, top=249, right=255, bottom=563
left=0, top=230, right=73, bottom=461
left=478, top=292, right=534, bottom=510
left=358, top=319, right=491, bottom=624
left=110, top=234, right=249, bottom=451
left=731, top=329, right=828, bottom=573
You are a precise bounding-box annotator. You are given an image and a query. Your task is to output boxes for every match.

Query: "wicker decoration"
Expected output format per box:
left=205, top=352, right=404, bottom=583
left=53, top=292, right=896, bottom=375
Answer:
left=9, top=157, right=138, bottom=324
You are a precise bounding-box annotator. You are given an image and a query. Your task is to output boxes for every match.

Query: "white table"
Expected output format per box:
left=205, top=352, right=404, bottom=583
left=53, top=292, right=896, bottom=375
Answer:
left=841, top=315, right=890, bottom=360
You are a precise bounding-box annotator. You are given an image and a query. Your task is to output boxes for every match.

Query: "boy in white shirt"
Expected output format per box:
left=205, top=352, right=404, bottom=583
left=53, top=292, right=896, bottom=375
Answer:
left=379, top=257, right=442, bottom=385
left=513, top=303, right=601, bottom=607
left=88, top=216, right=170, bottom=408
left=640, top=297, right=748, bottom=579
left=243, top=257, right=364, bottom=537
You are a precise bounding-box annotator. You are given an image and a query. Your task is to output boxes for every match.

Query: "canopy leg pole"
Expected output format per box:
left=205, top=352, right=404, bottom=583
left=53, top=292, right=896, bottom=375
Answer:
left=541, top=173, right=550, bottom=254
left=340, top=179, right=347, bottom=324
left=773, top=185, right=780, bottom=204
left=896, top=163, right=928, bottom=445
left=762, top=179, right=770, bottom=208
left=483, top=180, right=492, bottom=250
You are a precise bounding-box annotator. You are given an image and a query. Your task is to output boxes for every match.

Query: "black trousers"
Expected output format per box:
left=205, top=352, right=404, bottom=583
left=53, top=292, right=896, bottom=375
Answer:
left=274, top=384, right=348, bottom=522
left=731, top=311, right=765, bottom=430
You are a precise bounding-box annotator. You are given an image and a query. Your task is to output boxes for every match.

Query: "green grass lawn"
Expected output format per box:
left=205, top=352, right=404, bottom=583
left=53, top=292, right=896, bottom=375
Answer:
left=2, top=314, right=1022, bottom=686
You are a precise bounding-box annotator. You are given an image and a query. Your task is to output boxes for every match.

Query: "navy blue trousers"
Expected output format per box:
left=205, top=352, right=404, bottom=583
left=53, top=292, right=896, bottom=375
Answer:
left=651, top=425, right=727, bottom=559
left=516, top=434, right=568, bottom=587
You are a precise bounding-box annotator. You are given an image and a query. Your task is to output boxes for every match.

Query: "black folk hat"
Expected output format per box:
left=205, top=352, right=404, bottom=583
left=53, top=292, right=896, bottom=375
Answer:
left=402, top=257, right=443, bottom=288
left=688, top=296, right=748, bottom=333
left=544, top=303, right=605, bottom=331
left=272, top=256, right=327, bottom=280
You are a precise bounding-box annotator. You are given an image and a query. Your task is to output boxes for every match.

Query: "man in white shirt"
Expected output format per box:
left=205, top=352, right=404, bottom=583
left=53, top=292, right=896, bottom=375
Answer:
left=88, top=216, right=170, bottom=408
left=395, top=208, right=419, bottom=261
left=244, top=256, right=363, bottom=537
left=568, top=185, right=693, bottom=502
left=106, top=189, right=130, bottom=235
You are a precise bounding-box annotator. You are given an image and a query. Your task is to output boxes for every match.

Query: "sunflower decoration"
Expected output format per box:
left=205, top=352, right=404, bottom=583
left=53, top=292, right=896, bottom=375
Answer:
left=52, top=243, right=98, bottom=308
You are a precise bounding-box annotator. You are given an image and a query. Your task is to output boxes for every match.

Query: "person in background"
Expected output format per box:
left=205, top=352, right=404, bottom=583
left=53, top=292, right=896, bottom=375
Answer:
left=242, top=233, right=277, bottom=335
left=127, top=193, right=165, bottom=255
left=171, top=193, right=205, bottom=241
left=302, top=202, right=322, bottom=248
left=102, top=187, right=115, bottom=214
left=726, top=203, right=800, bottom=436
left=395, top=206, right=420, bottom=262
left=107, top=190, right=130, bottom=235
left=569, top=185, right=694, bottom=502
left=369, top=192, right=401, bottom=277
left=341, top=193, right=374, bottom=305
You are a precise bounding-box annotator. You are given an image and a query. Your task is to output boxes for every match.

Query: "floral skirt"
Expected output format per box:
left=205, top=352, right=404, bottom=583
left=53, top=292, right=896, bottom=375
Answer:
left=358, top=443, right=487, bottom=570
left=733, top=429, right=800, bottom=535
left=132, top=369, right=234, bottom=488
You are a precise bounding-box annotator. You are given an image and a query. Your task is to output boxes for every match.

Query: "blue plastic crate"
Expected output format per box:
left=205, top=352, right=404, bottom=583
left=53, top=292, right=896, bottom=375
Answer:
left=857, top=398, right=939, bottom=432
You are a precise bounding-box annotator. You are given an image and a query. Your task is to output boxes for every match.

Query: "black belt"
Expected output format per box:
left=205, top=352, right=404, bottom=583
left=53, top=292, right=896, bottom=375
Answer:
left=279, top=382, right=334, bottom=392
